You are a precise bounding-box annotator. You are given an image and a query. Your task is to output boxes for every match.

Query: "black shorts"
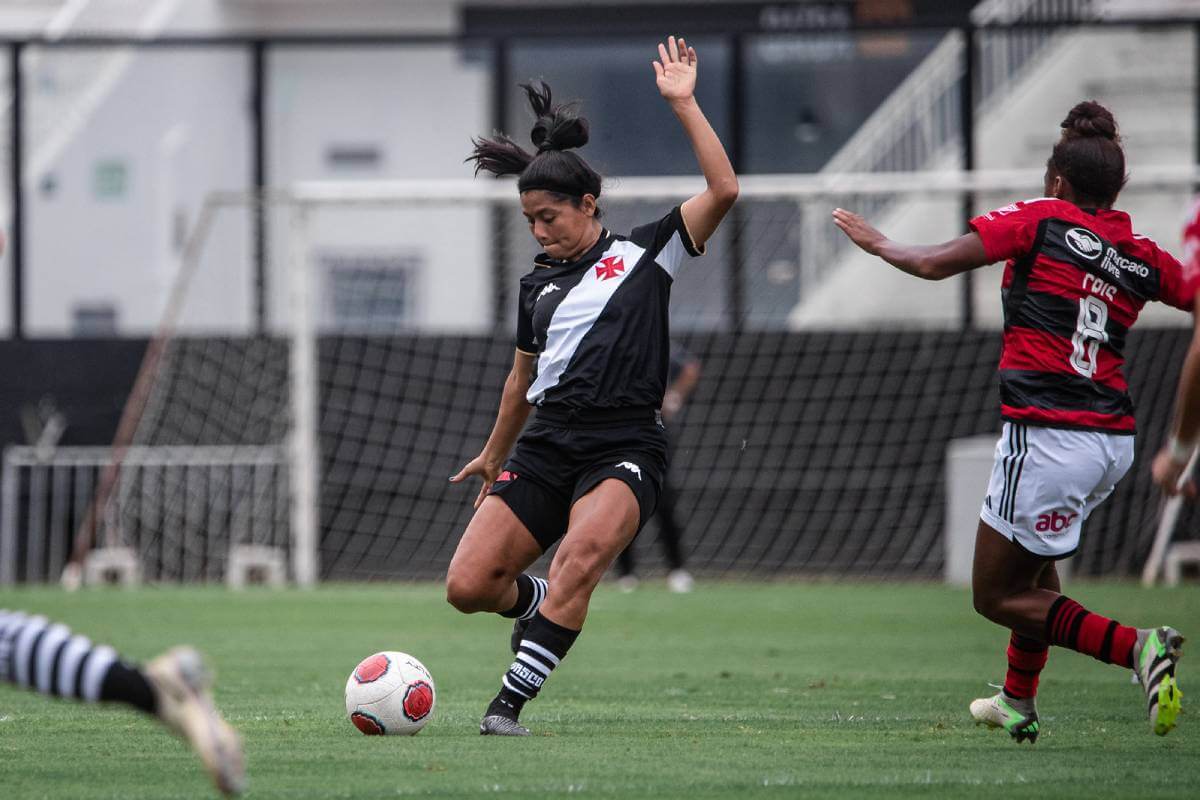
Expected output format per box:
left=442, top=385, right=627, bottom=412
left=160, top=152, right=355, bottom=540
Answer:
left=488, top=406, right=668, bottom=551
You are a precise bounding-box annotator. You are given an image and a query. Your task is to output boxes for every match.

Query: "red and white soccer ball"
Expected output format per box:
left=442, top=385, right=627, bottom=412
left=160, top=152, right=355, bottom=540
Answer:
left=344, top=651, right=436, bottom=736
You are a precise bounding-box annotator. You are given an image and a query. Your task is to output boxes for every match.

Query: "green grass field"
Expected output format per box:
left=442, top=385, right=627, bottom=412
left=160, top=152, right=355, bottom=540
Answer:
left=0, top=582, right=1196, bottom=799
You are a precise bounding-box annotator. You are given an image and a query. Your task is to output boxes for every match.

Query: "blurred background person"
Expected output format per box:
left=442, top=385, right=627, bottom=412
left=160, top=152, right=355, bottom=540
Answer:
left=616, top=347, right=701, bottom=594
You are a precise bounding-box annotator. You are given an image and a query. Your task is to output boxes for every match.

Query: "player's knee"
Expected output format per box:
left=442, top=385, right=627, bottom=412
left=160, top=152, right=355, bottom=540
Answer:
left=972, top=588, right=1000, bottom=622
left=445, top=570, right=498, bottom=614
left=554, top=540, right=609, bottom=591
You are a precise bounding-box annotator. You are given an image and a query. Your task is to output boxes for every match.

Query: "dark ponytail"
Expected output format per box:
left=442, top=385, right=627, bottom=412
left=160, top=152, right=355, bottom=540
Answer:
left=1047, top=100, right=1127, bottom=207
left=467, top=81, right=603, bottom=209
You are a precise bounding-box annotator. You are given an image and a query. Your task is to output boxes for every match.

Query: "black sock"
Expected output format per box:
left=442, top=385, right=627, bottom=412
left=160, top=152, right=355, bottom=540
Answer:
left=488, top=611, right=580, bottom=720
left=100, top=660, right=158, bottom=715
left=0, top=609, right=155, bottom=714
left=498, top=574, right=547, bottom=620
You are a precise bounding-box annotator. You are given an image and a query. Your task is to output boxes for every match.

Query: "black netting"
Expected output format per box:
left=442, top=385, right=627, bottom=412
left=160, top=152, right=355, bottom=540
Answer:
left=311, top=328, right=1196, bottom=580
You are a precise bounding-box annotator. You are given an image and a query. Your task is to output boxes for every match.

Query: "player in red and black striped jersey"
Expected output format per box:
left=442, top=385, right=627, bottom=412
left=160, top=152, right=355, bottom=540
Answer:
left=834, top=101, right=1189, bottom=741
left=970, top=196, right=1195, bottom=433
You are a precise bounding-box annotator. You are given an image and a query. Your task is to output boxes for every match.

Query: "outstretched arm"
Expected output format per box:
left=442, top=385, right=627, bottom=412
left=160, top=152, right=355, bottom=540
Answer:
left=832, top=208, right=991, bottom=280
left=654, top=36, right=738, bottom=249
left=1153, top=292, right=1200, bottom=497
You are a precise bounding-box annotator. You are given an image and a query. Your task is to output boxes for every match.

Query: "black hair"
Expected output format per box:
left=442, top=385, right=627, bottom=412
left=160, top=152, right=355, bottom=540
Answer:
left=466, top=82, right=603, bottom=215
left=1047, top=100, right=1127, bottom=208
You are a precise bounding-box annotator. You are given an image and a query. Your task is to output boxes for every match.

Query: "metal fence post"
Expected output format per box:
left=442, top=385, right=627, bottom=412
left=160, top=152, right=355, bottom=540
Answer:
left=959, top=24, right=976, bottom=331
left=8, top=43, right=24, bottom=340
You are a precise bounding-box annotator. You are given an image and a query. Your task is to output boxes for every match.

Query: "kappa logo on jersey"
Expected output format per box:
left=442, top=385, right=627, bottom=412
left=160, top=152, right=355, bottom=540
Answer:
left=595, top=256, right=626, bottom=281
left=536, top=283, right=562, bottom=303
left=616, top=461, right=643, bottom=481
left=1065, top=227, right=1103, bottom=261
left=1035, top=511, right=1078, bottom=533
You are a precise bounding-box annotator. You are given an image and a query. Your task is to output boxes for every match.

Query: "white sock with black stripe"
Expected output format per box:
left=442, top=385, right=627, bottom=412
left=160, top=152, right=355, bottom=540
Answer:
left=487, top=611, right=579, bottom=721
left=0, top=610, right=156, bottom=713
left=499, top=574, right=548, bottom=621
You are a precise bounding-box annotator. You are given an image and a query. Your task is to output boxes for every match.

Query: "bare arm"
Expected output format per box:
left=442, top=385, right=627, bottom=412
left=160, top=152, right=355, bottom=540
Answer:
left=832, top=208, right=991, bottom=280
left=450, top=350, right=536, bottom=509
left=1153, top=292, right=1200, bottom=497
left=654, top=36, right=738, bottom=249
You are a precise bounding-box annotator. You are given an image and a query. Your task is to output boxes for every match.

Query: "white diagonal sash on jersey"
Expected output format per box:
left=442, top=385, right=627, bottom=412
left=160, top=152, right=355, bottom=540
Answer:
left=527, top=239, right=648, bottom=405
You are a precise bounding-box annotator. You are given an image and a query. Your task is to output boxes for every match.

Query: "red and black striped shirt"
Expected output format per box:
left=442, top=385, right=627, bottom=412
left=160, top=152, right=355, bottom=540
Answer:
left=971, top=198, right=1198, bottom=434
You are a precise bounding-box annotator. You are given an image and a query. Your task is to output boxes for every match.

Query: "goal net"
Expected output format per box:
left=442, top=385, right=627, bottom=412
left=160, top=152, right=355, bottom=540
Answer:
left=33, top=168, right=1200, bottom=584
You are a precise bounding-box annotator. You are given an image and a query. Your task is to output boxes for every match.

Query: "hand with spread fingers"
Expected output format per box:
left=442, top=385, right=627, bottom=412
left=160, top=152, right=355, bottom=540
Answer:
left=653, top=35, right=697, bottom=103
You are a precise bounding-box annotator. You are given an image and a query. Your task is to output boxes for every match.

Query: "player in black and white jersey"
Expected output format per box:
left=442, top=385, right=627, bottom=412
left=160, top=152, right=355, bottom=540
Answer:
left=445, top=36, right=737, bottom=736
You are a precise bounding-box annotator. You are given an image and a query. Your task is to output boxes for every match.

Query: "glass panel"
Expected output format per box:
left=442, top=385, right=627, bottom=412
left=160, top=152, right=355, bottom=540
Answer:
left=25, top=46, right=251, bottom=336
left=508, top=36, right=731, bottom=175
left=743, top=30, right=949, bottom=174
left=268, top=44, right=494, bottom=335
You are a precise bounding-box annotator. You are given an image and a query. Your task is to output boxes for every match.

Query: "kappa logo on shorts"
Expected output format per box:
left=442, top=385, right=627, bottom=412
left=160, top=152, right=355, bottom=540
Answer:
left=495, top=470, right=518, bottom=483
left=1035, top=511, right=1079, bottom=534
left=616, top=461, right=643, bottom=481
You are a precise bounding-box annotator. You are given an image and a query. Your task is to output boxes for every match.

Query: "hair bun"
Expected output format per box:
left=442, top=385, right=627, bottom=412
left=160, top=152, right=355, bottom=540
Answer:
left=532, top=116, right=589, bottom=152
left=522, top=81, right=590, bottom=153
left=1061, top=100, right=1119, bottom=142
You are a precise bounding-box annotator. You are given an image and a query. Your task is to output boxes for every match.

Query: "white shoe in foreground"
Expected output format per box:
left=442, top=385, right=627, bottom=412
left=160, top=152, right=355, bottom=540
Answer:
left=145, top=647, right=246, bottom=796
left=667, top=570, right=694, bottom=593
left=970, top=691, right=1040, bottom=743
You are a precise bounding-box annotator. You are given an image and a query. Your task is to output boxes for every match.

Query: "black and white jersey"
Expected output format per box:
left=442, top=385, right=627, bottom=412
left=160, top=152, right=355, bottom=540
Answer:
left=515, top=206, right=704, bottom=409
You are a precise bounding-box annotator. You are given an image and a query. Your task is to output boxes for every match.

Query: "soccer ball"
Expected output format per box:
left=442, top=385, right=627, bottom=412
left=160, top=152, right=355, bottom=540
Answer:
left=344, top=651, right=436, bottom=736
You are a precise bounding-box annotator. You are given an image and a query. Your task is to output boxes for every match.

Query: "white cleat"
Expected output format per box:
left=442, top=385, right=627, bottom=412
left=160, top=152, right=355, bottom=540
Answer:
left=970, top=691, right=1040, bottom=743
left=145, top=647, right=246, bottom=796
left=1134, top=626, right=1184, bottom=736
left=667, top=569, right=694, bottom=594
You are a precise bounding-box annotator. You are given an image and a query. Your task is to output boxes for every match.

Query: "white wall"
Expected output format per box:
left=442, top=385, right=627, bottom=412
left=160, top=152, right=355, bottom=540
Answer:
left=26, top=47, right=251, bottom=335
left=15, top=22, right=492, bottom=335
left=267, top=45, right=492, bottom=334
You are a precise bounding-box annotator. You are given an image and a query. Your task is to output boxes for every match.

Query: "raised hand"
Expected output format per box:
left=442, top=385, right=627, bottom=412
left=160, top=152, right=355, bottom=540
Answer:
left=653, top=36, right=697, bottom=103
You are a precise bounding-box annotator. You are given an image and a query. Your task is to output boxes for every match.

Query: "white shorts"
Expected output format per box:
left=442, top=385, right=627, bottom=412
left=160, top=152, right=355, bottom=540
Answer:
left=979, top=421, right=1134, bottom=559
